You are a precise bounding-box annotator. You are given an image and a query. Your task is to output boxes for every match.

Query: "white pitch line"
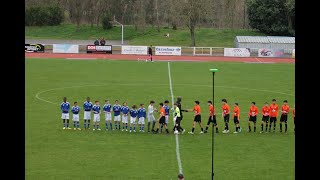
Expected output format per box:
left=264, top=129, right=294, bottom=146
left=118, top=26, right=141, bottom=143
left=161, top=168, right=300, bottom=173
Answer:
left=35, top=82, right=294, bottom=105
left=167, top=62, right=183, bottom=175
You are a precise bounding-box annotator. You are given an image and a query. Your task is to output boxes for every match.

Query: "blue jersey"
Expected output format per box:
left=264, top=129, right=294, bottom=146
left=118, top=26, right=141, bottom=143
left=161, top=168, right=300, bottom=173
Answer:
left=72, top=106, right=80, bottom=114
left=130, top=109, right=138, bottom=118
left=92, top=105, right=100, bottom=114
left=121, top=106, right=130, bottom=115
left=103, top=104, right=112, bottom=112
left=138, top=108, right=146, bottom=118
left=113, top=104, right=122, bottom=116
left=83, top=101, right=93, bottom=111
left=61, top=102, right=70, bottom=113
left=164, top=105, right=170, bottom=115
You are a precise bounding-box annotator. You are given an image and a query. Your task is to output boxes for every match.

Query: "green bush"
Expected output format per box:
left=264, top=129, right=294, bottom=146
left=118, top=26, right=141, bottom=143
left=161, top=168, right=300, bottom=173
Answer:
left=102, top=14, right=113, bottom=30
left=247, top=0, right=295, bottom=36
left=25, top=6, right=63, bottom=26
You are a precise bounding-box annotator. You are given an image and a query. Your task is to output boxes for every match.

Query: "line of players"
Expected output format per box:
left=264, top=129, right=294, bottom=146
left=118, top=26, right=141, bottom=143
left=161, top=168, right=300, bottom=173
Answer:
left=60, top=97, right=295, bottom=134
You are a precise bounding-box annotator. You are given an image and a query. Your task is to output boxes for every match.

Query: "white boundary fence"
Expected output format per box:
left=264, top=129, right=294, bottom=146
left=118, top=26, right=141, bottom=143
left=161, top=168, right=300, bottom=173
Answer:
left=31, top=44, right=295, bottom=58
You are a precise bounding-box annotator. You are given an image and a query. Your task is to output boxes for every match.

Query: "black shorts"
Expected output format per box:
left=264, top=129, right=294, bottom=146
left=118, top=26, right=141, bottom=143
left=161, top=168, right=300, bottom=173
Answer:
left=159, top=116, right=166, bottom=125
left=249, top=116, right=257, bottom=122
left=270, top=117, right=277, bottom=123
left=224, top=114, right=230, bottom=123
left=194, top=115, right=201, bottom=122
left=280, top=114, right=288, bottom=123
left=234, top=116, right=239, bottom=124
left=175, top=117, right=182, bottom=124
left=262, top=115, right=269, bottom=123
left=207, top=115, right=217, bottom=126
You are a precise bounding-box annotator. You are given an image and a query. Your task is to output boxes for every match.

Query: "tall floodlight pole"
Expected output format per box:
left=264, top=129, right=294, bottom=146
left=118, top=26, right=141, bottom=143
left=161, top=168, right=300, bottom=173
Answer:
left=209, top=68, right=219, bottom=180
left=113, top=16, right=124, bottom=45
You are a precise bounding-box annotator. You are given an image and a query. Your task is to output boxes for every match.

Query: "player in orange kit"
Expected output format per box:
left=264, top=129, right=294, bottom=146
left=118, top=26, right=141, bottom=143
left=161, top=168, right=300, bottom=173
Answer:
left=188, top=101, right=204, bottom=134
left=233, top=103, right=241, bottom=133
left=204, top=101, right=218, bottom=133
left=154, top=103, right=169, bottom=134
left=280, top=100, right=290, bottom=133
left=221, top=99, right=230, bottom=133
left=248, top=102, right=259, bottom=132
left=269, top=99, right=279, bottom=132
left=292, top=104, right=295, bottom=134
left=260, top=102, right=270, bottom=133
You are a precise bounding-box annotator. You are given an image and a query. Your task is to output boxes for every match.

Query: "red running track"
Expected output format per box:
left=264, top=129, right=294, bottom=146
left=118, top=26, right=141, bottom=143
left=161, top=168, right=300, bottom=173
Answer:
left=25, top=53, right=295, bottom=64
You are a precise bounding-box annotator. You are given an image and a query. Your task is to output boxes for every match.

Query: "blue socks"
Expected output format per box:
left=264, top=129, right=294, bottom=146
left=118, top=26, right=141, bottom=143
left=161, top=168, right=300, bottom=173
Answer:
left=88, top=120, right=90, bottom=128
left=110, top=122, right=112, bottom=129
left=84, top=120, right=87, bottom=128
left=77, top=121, right=80, bottom=128
left=134, top=125, right=136, bottom=130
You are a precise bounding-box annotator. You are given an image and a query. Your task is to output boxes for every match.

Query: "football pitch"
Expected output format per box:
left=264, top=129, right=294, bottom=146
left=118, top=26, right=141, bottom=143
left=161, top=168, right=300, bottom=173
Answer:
left=26, top=58, right=295, bottom=180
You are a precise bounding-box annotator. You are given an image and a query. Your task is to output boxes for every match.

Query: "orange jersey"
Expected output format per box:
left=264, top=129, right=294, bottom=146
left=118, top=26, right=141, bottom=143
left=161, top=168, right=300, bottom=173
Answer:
left=248, top=105, right=258, bottom=117
left=193, top=105, right=201, bottom=115
left=222, top=104, right=230, bottom=116
left=261, top=106, right=270, bottom=116
left=209, top=105, right=215, bottom=116
left=281, top=105, right=290, bottom=115
left=293, top=108, right=295, bottom=118
left=269, top=104, right=278, bottom=117
left=160, top=107, right=165, bottom=116
left=233, top=106, right=240, bottom=118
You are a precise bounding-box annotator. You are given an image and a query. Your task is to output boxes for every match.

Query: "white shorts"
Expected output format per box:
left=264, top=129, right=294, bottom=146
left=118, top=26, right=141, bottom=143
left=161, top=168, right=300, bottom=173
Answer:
left=165, top=115, right=169, bottom=124
left=130, top=117, right=137, bottom=124
left=84, top=111, right=91, bottom=120
left=148, top=114, right=156, bottom=122
left=61, top=113, right=69, bottom=120
left=72, top=114, right=79, bottom=121
left=105, top=112, right=112, bottom=121
left=138, top=117, right=145, bottom=125
left=122, top=115, right=128, bottom=123
left=114, top=115, right=121, bottom=122
left=93, top=114, right=100, bottom=122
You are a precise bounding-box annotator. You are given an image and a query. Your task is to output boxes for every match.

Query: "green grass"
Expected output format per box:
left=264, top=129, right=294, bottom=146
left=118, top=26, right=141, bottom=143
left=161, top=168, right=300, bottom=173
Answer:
left=25, top=24, right=265, bottom=47
left=26, top=58, right=295, bottom=180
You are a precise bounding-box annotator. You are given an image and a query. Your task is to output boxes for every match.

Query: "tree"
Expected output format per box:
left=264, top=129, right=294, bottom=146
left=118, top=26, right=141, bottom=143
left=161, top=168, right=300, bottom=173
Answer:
left=181, top=0, right=209, bottom=46
left=67, top=0, right=86, bottom=31
left=247, top=0, right=295, bottom=36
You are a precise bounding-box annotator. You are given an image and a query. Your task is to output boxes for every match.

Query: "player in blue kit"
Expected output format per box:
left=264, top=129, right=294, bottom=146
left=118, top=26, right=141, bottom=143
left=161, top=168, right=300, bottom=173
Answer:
left=138, top=103, right=146, bottom=132
left=61, top=97, right=71, bottom=129
left=129, top=105, right=138, bottom=132
left=161, top=100, right=170, bottom=132
left=71, top=101, right=81, bottom=130
left=83, top=97, right=93, bottom=130
left=113, top=100, right=122, bottom=130
left=103, top=99, right=113, bottom=131
left=121, top=102, right=130, bottom=131
left=92, top=100, right=101, bottom=131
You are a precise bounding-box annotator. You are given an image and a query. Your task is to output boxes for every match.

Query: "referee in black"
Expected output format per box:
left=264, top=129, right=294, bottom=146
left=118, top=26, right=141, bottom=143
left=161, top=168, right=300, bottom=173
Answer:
left=173, top=96, right=187, bottom=133
left=148, top=45, right=153, bottom=62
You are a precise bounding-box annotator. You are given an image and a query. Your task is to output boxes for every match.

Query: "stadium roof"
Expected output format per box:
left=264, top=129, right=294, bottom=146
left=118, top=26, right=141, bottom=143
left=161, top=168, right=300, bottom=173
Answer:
left=236, top=36, right=295, bottom=44
left=266, top=36, right=295, bottom=44
left=236, top=36, right=269, bottom=43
